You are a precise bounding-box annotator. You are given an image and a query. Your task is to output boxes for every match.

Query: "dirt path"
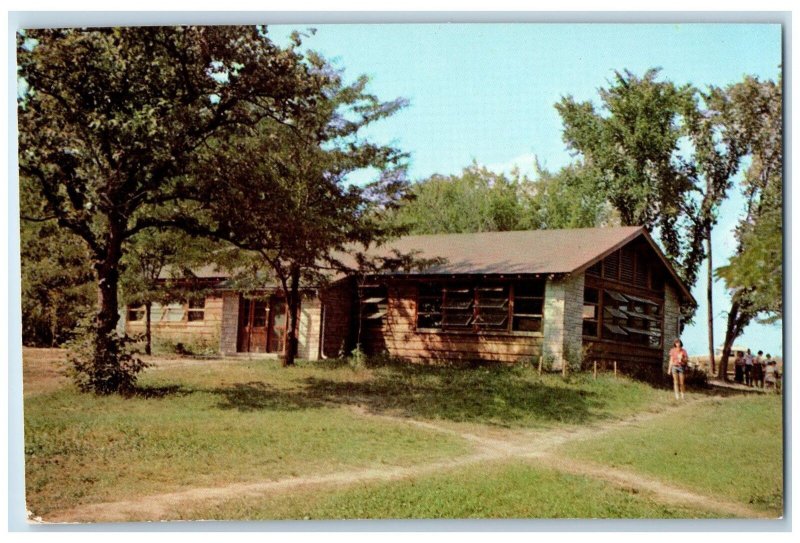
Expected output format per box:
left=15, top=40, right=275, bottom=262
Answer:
left=43, top=396, right=770, bottom=523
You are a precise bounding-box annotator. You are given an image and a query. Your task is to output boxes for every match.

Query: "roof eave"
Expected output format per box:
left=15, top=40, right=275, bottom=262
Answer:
left=570, top=226, right=697, bottom=307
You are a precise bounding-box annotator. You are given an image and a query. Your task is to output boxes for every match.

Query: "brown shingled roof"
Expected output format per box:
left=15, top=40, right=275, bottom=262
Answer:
left=366, top=226, right=695, bottom=305
left=370, top=226, right=644, bottom=275
left=158, top=226, right=695, bottom=304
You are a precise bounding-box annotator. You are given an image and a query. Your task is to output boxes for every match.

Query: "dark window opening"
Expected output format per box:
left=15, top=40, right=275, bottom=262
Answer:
left=359, top=284, right=388, bottom=328
left=187, top=296, right=206, bottom=321
left=511, top=280, right=544, bottom=333
left=417, top=283, right=443, bottom=329
left=635, top=253, right=649, bottom=288
left=415, top=279, right=545, bottom=334
left=475, top=285, right=509, bottom=330
left=442, top=286, right=474, bottom=329
left=603, top=251, right=620, bottom=280
left=582, top=286, right=599, bottom=338
left=600, top=289, right=662, bottom=347
left=252, top=300, right=268, bottom=327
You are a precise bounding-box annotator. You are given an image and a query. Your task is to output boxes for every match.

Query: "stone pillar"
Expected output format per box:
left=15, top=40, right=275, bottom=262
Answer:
left=543, top=273, right=585, bottom=370
left=219, top=291, right=240, bottom=355
left=297, top=294, right=322, bottom=361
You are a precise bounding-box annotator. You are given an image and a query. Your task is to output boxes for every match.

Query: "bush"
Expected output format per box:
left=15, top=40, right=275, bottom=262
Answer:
left=67, top=319, right=148, bottom=395
left=684, top=365, right=709, bottom=388
left=151, top=336, right=218, bottom=357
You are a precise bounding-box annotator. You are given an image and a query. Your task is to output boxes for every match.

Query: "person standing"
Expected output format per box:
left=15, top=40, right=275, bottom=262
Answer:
left=753, top=350, right=765, bottom=388
left=765, top=358, right=778, bottom=393
left=734, top=351, right=745, bottom=384
left=668, top=338, right=689, bottom=400
left=744, top=348, right=754, bottom=387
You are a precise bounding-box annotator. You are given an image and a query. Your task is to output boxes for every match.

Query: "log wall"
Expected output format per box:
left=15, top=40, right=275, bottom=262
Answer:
left=360, top=282, right=543, bottom=364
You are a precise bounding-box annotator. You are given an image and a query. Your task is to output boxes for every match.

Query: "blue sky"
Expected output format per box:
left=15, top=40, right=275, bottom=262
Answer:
left=270, top=23, right=783, bottom=358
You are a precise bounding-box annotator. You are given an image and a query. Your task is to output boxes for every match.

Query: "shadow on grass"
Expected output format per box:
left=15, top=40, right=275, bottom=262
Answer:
left=300, top=366, right=602, bottom=426
left=130, top=384, right=195, bottom=399
left=212, top=381, right=327, bottom=412
left=204, top=364, right=609, bottom=426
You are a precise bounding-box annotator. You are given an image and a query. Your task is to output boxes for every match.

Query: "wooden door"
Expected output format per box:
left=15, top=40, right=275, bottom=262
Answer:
left=237, top=298, right=268, bottom=352
left=267, top=296, right=287, bottom=354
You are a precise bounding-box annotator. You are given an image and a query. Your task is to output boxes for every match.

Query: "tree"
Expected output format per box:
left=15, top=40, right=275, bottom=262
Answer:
left=714, top=76, right=782, bottom=380
left=197, top=53, right=409, bottom=366
left=385, top=161, right=613, bottom=235
left=555, top=69, right=701, bottom=288
left=120, top=230, right=219, bottom=355
left=386, top=163, right=524, bottom=235
left=682, top=85, right=751, bottom=373
left=521, top=161, right=618, bottom=230
left=20, top=220, right=95, bottom=346
left=18, top=26, right=324, bottom=393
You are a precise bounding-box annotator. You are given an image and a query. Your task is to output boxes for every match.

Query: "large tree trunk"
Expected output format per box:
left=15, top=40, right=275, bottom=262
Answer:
left=145, top=301, right=152, bottom=356
left=718, top=292, right=751, bottom=381
left=49, top=301, right=59, bottom=348
left=92, top=226, right=124, bottom=368
left=706, top=228, right=716, bottom=375
left=282, top=266, right=301, bottom=367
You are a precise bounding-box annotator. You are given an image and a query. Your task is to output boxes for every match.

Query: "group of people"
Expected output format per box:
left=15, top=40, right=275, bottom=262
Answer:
left=667, top=340, right=782, bottom=400
left=733, top=348, right=781, bottom=392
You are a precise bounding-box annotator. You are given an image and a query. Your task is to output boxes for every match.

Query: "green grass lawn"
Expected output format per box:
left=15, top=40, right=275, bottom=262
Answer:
left=25, top=349, right=774, bottom=521
left=23, top=358, right=470, bottom=516
left=179, top=458, right=723, bottom=520
left=558, top=394, right=784, bottom=516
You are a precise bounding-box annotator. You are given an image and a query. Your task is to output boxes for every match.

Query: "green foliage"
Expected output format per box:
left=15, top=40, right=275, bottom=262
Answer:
left=387, top=163, right=524, bottom=234
left=711, top=75, right=782, bottom=378
left=386, top=162, right=614, bottom=236
left=555, top=69, right=701, bottom=285
left=17, top=26, right=344, bottom=390
left=120, top=230, right=200, bottom=307
left=195, top=53, right=410, bottom=365
left=715, top=76, right=783, bottom=324
left=66, top=319, right=148, bottom=395
left=150, top=336, right=219, bottom=357
left=347, top=344, right=368, bottom=370
left=522, top=162, right=618, bottom=230
left=20, top=215, right=95, bottom=346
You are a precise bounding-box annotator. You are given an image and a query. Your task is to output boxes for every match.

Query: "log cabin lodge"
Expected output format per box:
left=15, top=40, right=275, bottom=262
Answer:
left=124, top=226, right=696, bottom=379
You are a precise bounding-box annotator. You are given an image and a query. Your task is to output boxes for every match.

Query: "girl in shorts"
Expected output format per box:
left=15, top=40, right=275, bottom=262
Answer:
left=668, top=338, right=689, bottom=400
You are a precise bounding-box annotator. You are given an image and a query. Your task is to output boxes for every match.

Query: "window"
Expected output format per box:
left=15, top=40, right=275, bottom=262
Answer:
left=600, top=289, right=662, bottom=347
left=127, top=307, right=145, bottom=322
left=634, top=253, right=649, bottom=288
left=442, top=286, right=474, bottom=330
left=417, top=283, right=443, bottom=329
left=160, top=302, right=185, bottom=322
left=359, top=284, right=388, bottom=328
left=512, top=281, right=544, bottom=332
left=415, top=280, right=544, bottom=334
left=620, top=247, right=635, bottom=284
left=582, top=287, right=599, bottom=337
left=187, top=297, right=205, bottom=322
left=475, top=286, right=510, bottom=331
left=603, top=251, right=620, bottom=281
